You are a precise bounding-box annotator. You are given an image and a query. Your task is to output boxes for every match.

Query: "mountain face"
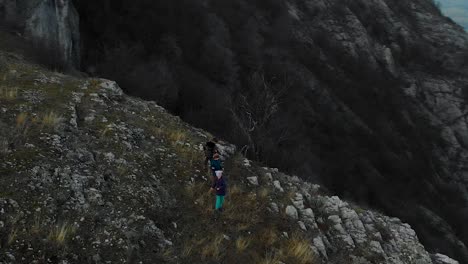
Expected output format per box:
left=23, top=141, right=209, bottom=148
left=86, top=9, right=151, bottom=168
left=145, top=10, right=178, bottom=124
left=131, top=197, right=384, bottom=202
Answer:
left=2, top=0, right=468, bottom=262
left=0, top=0, right=80, bottom=67
left=0, top=49, right=461, bottom=264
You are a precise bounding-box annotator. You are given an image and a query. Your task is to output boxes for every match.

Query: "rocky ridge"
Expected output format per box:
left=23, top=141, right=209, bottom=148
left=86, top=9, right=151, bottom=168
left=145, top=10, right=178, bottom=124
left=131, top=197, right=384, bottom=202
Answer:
left=0, top=50, right=461, bottom=263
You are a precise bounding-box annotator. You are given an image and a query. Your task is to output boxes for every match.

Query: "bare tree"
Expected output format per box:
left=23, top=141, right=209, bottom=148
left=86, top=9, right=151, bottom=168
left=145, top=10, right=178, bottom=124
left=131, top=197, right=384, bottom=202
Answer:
left=230, top=71, right=289, bottom=159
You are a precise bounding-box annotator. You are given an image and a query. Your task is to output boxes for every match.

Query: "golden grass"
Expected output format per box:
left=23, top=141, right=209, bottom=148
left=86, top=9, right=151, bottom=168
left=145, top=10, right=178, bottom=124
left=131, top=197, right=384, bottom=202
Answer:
left=16, top=112, right=28, bottom=128
left=41, top=111, right=62, bottom=129
left=283, top=233, right=315, bottom=264
left=236, top=236, right=252, bottom=253
left=48, top=223, right=76, bottom=245
left=0, top=86, right=18, bottom=100
left=167, top=129, right=187, bottom=143
left=200, top=234, right=225, bottom=260
left=258, top=251, right=282, bottom=264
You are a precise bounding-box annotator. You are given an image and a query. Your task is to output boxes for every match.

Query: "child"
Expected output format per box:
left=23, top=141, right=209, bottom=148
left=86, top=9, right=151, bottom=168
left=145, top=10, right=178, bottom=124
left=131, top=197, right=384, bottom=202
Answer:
left=210, top=153, right=223, bottom=179
left=211, top=170, right=226, bottom=212
left=203, top=139, right=218, bottom=170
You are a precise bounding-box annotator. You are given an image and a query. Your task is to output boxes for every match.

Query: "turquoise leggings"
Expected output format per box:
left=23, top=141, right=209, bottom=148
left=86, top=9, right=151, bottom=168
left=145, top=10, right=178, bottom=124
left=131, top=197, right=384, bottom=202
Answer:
left=215, top=195, right=225, bottom=210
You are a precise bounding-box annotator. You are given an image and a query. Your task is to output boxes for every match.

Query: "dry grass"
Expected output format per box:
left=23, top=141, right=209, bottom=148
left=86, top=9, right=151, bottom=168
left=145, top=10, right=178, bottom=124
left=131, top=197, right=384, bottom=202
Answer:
left=200, top=234, right=225, bottom=260
left=7, top=228, right=18, bottom=245
left=16, top=112, right=28, bottom=128
left=41, top=111, right=62, bottom=129
left=0, top=86, right=18, bottom=100
left=258, top=251, right=282, bottom=264
left=151, top=124, right=188, bottom=145
left=259, top=187, right=270, bottom=199
left=31, top=214, right=42, bottom=235
left=178, top=153, right=317, bottom=264
left=282, top=233, right=315, bottom=264
left=100, top=126, right=114, bottom=138
left=259, top=228, right=280, bottom=247
left=236, top=236, right=252, bottom=253
left=223, top=186, right=266, bottom=231
left=48, top=223, right=76, bottom=245
left=88, top=79, right=101, bottom=89
left=167, top=129, right=187, bottom=143
left=182, top=241, right=195, bottom=258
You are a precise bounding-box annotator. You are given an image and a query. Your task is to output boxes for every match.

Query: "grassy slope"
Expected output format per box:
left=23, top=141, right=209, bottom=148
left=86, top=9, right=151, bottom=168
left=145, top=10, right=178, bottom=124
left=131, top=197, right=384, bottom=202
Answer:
left=0, top=46, right=314, bottom=263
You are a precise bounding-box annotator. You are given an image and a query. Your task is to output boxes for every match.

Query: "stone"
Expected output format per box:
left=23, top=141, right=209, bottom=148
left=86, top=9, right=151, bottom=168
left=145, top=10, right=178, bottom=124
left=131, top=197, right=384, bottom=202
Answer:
left=247, top=176, right=259, bottom=186
left=292, top=193, right=305, bottom=210
left=270, top=202, right=279, bottom=214
left=312, top=236, right=328, bottom=259
left=273, top=180, right=284, bottom=192
left=298, top=221, right=307, bottom=231
left=286, top=205, right=298, bottom=220
left=368, top=241, right=385, bottom=257
left=265, top=172, right=273, bottom=181
left=99, top=80, right=123, bottom=97
left=431, top=253, right=460, bottom=264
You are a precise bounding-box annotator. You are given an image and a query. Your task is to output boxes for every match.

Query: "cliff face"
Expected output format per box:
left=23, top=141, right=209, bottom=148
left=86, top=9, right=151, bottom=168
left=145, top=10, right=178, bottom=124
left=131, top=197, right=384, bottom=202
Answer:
left=0, top=0, right=79, bottom=67
left=0, top=50, right=460, bottom=264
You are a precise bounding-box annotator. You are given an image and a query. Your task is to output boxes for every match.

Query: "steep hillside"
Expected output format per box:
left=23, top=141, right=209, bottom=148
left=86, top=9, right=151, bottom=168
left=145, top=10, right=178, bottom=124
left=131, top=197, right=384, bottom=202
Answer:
left=0, top=50, right=460, bottom=264
left=69, top=0, right=468, bottom=261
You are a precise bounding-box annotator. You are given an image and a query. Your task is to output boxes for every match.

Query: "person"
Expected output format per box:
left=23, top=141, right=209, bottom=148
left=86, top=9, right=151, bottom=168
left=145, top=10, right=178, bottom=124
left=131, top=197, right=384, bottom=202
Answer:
left=203, top=138, right=218, bottom=170
left=210, top=153, right=223, bottom=183
left=211, top=170, right=226, bottom=213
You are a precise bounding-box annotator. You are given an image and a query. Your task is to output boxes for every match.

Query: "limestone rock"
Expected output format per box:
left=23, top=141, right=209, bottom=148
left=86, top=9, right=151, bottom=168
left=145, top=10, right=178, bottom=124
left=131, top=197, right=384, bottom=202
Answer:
left=432, top=253, right=460, bottom=264
left=247, top=176, right=259, bottom=186
left=286, top=205, right=299, bottom=220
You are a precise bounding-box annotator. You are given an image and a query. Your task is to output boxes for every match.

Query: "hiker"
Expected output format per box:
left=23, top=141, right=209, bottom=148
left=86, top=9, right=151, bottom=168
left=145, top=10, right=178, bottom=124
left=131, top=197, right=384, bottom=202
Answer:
left=211, top=170, right=226, bottom=212
left=203, top=138, right=218, bottom=170
left=210, top=153, right=223, bottom=183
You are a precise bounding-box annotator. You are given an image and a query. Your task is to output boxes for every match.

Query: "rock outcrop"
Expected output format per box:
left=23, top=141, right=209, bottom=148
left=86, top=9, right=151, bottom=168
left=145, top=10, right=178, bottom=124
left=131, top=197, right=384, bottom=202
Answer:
left=0, top=0, right=79, bottom=66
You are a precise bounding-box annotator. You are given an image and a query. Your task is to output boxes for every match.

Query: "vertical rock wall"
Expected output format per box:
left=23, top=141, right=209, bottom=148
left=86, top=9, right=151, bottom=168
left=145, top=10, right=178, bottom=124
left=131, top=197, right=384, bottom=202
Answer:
left=0, top=0, right=80, bottom=67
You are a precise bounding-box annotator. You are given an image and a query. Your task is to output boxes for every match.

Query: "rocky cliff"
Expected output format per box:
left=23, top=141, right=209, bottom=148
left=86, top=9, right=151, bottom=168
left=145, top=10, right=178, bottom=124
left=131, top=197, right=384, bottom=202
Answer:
left=0, top=0, right=79, bottom=67
left=0, top=48, right=462, bottom=263
left=71, top=1, right=468, bottom=262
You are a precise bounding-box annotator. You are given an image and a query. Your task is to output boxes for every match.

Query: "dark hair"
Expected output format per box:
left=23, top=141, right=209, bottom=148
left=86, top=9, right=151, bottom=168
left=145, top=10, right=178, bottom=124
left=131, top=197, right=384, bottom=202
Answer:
left=206, top=141, right=216, bottom=148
